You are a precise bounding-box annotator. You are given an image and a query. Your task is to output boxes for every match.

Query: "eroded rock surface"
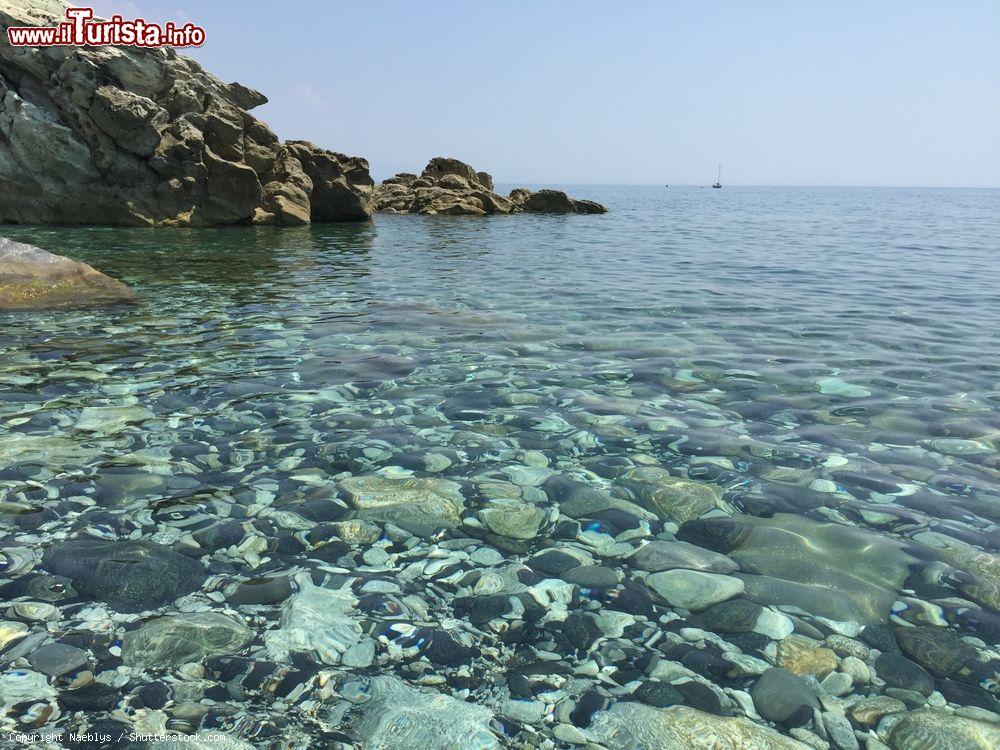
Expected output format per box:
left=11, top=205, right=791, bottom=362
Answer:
left=0, top=0, right=372, bottom=226
left=0, top=236, right=135, bottom=310
left=374, top=157, right=607, bottom=215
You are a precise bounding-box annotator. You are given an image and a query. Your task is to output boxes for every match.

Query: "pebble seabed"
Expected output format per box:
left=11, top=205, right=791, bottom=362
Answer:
left=0, top=206, right=998, bottom=750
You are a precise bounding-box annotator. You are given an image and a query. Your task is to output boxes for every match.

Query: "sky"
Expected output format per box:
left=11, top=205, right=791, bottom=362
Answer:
left=90, top=1, right=1000, bottom=187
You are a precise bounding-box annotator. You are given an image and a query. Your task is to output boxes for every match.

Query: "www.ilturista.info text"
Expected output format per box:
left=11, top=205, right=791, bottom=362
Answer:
left=6, top=7, right=205, bottom=48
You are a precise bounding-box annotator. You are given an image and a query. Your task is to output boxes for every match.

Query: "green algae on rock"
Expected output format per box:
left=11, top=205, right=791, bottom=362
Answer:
left=0, top=237, right=135, bottom=311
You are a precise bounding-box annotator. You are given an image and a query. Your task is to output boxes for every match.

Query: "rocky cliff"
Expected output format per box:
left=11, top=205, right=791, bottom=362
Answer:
left=0, top=0, right=373, bottom=226
left=375, top=157, right=607, bottom=215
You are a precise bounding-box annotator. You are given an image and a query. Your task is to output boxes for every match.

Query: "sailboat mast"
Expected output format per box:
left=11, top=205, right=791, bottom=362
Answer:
left=717, top=163, right=722, bottom=182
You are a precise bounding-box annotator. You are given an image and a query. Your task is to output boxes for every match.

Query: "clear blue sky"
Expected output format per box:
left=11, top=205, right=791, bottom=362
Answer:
left=95, top=1, right=999, bottom=186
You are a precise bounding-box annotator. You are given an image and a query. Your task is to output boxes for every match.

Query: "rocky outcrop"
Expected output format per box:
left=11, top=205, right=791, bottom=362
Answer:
left=285, top=142, right=374, bottom=222
left=0, top=1, right=372, bottom=226
left=0, top=236, right=135, bottom=310
left=374, top=157, right=606, bottom=216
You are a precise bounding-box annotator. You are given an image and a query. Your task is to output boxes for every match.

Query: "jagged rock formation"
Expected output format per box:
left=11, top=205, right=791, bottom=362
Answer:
left=375, top=157, right=607, bottom=216
left=0, top=236, right=135, bottom=310
left=0, top=1, right=372, bottom=226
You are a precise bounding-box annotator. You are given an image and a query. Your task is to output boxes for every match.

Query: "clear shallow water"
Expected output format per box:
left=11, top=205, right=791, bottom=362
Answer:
left=1, top=187, right=999, bottom=748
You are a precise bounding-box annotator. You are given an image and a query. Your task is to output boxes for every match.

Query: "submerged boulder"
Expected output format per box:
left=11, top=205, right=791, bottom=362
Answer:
left=0, top=1, right=372, bottom=225
left=41, top=539, right=205, bottom=610
left=339, top=475, right=465, bottom=537
left=586, top=702, right=813, bottom=749
left=123, top=612, right=252, bottom=670
left=374, top=157, right=606, bottom=215
left=354, top=676, right=500, bottom=750
left=0, top=236, right=135, bottom=310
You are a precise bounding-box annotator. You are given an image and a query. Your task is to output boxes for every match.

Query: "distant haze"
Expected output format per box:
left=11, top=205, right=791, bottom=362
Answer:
left=94, top=1, right=1000, bottom=187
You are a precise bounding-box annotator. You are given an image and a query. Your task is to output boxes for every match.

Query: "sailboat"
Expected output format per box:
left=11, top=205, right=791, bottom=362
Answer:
left=712, top=163, right=722, bottom=188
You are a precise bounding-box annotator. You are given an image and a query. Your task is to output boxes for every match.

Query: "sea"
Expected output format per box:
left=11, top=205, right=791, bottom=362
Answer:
left=1, top=186, right=998, bottom=748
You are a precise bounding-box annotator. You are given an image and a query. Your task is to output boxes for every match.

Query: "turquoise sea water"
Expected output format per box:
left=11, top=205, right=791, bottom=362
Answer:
left=1, top=187, right=999, bottom=747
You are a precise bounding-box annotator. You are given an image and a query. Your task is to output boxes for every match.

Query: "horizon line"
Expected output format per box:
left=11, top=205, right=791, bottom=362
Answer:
left=478, top=182, right=1000, bottom=190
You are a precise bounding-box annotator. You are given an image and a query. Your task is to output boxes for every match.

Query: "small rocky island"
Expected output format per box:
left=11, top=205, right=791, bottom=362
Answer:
left=375, top=157, right=607, bottom=216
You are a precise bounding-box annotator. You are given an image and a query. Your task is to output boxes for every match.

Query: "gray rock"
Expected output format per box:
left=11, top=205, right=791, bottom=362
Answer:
left=421, top=157, right=493, bottom=190
left=520, top=188, right=607, bottom=214
left=645, top=569, right=744, bottom=611
left=341, top=638, right=376, bottom=668
left=26, top=643, right=88, bottom=676
left=617, top=467, right=725, bottom=523
left=561, top=564, right=622, bottom=588
left=820, top=671, right=854, bottom=697
left=41, top=539, right=205, bottom=611
left=822, top=711, right=859, bottom=750
left=895, top=626, right=978, bottom=679
left=750, top=668, right=820, bottom=726
left=263, top=581, right=362, bottom=666
left=225, top=576, right=294, bottom=606
left=690, top=598, right=764, bottom=633
left=285, top=141, right=374, bottom=221
left=690, top=513, right=917, bottom=624
left=0, top=669, right=56, bottom=710
left=884, top=687, right=930, bottom=709
left=75, top=405, right=155, bottom=433
left=0, top=237, right=136, bottom=311
left=628, top=540, right=738, bottom=573
left=875, top=653, right=935, bottom=697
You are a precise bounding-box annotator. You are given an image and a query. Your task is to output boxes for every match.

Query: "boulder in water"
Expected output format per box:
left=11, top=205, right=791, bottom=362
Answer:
left=354, top=676, right=499, bottom=750
left=0, top=237, right=136, bottom=311
left=41, top=539, right=205, bottom=610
